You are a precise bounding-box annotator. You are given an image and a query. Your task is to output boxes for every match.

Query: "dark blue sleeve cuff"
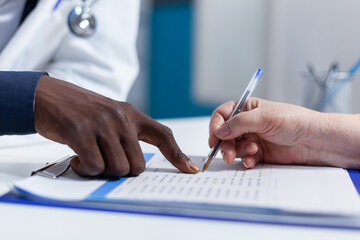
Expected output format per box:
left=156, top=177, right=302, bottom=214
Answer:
left=0, top=71, right=46, bottom=135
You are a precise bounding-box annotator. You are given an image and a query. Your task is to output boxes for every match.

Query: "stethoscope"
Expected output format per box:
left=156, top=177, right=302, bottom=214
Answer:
left=54, top=0, right=98, bottom=38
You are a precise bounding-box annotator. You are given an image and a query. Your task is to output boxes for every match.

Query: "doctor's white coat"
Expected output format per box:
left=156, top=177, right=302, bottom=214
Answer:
left=0, top=0, right=140, bottom=102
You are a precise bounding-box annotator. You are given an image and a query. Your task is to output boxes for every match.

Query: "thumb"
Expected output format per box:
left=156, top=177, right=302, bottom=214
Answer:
left=215, top=109, right=261, bottom=140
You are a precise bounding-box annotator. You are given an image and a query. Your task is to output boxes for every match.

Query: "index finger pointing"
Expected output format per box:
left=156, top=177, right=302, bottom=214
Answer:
left=138, top=116, right=200, bottom=174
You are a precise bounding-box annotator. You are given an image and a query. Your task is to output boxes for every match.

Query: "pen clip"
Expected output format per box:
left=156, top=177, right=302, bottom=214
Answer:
left=31, top=155, right=76, bottom=179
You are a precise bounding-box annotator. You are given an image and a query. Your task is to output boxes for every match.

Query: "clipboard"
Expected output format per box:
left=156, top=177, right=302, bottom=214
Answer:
left=31, top=155, right=76, bottom=178
left=1, top=153, right=360, bottom=230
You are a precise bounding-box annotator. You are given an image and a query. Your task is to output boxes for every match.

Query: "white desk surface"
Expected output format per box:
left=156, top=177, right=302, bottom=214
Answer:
left=0, top=117, right=359, bottom=239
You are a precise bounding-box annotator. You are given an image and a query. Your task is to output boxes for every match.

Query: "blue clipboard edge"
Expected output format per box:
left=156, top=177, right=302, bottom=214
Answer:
left=0, top=156, right=360, bottom=231
left=84, top=152, right=155, bottom=199
left=347, top=169, right=360, bottom=196
left=1, top=190, right=360, bottom=231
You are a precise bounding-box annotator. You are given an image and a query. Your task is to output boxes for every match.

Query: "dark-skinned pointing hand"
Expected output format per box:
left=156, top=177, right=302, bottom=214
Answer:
left=34, top=75, right=200, bottom=178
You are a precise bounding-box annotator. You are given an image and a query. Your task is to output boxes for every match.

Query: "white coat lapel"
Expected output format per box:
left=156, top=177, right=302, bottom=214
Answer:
left=0, top=0, right=74, bottom=71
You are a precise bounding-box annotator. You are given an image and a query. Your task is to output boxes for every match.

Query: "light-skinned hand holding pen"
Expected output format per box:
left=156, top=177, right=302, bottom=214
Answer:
left=202, top=69, right=263, bottom=171
left=208, top=98, right=360, bottom=169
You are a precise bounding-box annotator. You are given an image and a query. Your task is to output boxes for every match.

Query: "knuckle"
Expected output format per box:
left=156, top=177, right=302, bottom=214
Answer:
left=244, top=99, right=253, bottom=111
left=109, top=161, right=130, bottom=177
left=245, top=98, right=261, bottom=111
left=156, top=125, right=174, bottom=149
left=259, top=108, right=279, bottom=131
left=210, top=112, right=222, bottom=126
left=122, top=102, right=134, bottom=110
left=210, top=110, right=218, bottom=120
left=160, top=125, right=174, bottom=139
left=114, top=106, right=130, bottom=125
left=234, top=114, right=243, bottom=124
left=72, top=119, right=92, bottom=134
left=209, top=113, right=225, bottom=131
left=120, top=102, right=138, bottom=114
left=130, top=162, right=146, bottom=176
left=171, top=150, right=188, bottom=165
left=231, top=115, right=243, bottom=129
left=114, top=166, right=130, bottom=177
left=97, top=110, right=113, bottom=124
left=85, top=159, right=105, bottom=176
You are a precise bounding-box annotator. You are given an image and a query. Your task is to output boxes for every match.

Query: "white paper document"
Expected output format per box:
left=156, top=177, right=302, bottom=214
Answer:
left=13, top=153, right=360, bottom=217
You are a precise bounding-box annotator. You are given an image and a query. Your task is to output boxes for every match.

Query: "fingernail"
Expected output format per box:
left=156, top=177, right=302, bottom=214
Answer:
left=243, top=161, right=249, bottom=168
left=251, top=143, right=258, bottom=152
left=189, top=161, right=200, bottom=173
left=215, top=124, right=231, bottom=138
left=245, top=143, right=258, bottom=153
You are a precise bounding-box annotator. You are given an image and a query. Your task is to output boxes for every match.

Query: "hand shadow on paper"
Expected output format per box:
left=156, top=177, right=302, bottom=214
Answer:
left=146, top=155, right=248, bottom=173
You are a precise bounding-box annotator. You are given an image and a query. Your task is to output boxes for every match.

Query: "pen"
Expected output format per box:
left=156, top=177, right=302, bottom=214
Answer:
left=202, top=69, right=263, bottom=172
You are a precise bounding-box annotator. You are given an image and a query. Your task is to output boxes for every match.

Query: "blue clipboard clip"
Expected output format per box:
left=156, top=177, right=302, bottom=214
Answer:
left=31, top=155, right=76, bottom=179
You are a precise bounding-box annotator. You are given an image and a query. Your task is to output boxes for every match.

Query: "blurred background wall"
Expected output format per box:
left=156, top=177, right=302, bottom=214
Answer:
left=127, top=0, right=360, bottom=118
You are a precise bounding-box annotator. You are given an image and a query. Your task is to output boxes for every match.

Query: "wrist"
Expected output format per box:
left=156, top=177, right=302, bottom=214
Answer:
left=305, top=112, right=360, bottom=168
left=34, top=74, right=56, bottom=136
